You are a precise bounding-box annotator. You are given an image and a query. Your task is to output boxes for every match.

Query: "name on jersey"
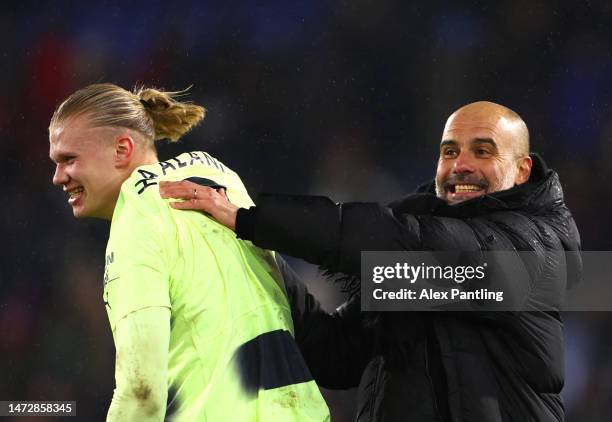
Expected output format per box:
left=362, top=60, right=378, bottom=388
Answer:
left=135, top=152, right=226, bottom=194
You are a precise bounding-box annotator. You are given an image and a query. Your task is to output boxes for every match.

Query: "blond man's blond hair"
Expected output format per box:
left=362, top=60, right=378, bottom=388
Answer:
left=49, top=83, right=206, bottom=146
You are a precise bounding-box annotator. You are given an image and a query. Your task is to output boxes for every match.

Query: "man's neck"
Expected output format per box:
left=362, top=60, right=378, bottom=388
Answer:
left=138, top=149, right=159, bottom=167
left=103, top=152, right=159, bottom=221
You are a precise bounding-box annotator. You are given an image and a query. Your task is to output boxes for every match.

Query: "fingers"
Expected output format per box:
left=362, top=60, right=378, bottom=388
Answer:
left=159, top=180, right=195, bottom=199
left=159, top=181, right=216, bottom=200
left=218, top=187, right=229, bottom=201
left=167, top=199, right=208, bottom=211
left=159, top=181, right=236, bottom=231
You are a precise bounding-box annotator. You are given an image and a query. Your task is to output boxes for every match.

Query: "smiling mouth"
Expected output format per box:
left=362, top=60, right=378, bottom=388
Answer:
left=448, top=183, right=484, bottom=194
left=67, top=187, right=85, bottom=204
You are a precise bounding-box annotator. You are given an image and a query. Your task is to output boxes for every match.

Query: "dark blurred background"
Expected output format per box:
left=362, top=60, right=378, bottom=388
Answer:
left=1, top=1, right=611, bottom=420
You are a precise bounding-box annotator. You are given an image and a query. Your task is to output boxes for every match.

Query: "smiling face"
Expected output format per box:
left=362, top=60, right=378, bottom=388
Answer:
left=49, top=115, right=127, bottom=220
left=435, top=102, right=532, bottom=205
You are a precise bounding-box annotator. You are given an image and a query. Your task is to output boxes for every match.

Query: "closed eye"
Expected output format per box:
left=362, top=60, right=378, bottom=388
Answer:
left=56, top=155, right=77, bottom=164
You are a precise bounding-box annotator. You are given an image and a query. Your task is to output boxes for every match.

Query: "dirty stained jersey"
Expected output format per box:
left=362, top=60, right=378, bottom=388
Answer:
left=103, top=151, right=330, bottom=421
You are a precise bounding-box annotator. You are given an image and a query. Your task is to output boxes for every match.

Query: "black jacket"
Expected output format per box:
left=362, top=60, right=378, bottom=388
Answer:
left=238, top=154, right=582, bottom=422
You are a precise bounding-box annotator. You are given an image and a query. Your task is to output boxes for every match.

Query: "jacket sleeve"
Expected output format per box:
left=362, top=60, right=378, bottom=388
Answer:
left=239, top=195, right=425, bottom=276
left=240, top=194, right=485, bottom=275
left=275, top=255, right=372, bottom=389
left=240, top=195, right=563, bottom=313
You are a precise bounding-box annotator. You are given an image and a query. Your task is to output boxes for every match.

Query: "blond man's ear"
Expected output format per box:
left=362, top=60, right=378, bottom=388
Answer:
left=114, top=135, right=136, bottom=168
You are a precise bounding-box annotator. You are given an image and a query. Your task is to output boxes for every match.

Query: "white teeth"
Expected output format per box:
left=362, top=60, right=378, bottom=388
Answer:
left=69, top=188, right=84, bottom=198
left=455, top=184, right=482, bottom=193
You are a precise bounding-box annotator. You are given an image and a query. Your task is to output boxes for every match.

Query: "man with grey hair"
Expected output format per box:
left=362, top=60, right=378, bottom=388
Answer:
left=160, top=101, right=581, bottom=422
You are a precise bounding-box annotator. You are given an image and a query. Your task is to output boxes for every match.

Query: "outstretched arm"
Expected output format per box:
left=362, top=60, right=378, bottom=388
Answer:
left=159, top=181, right=421, bottom=275
left=158, top=182, right=554, bottom=314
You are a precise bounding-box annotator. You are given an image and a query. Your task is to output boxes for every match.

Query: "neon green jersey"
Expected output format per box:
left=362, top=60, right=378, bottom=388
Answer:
left=103, top=151, right=330, bottom=422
